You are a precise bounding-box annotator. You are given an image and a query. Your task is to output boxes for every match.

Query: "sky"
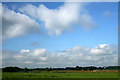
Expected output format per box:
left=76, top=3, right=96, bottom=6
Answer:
left=1, top=2, right=118, bottom=68
left=1, top=0, right=120, bottom=2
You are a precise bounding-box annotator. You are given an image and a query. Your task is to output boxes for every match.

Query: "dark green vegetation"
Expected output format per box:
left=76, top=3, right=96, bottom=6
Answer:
left=2, top=72, right=118, bottom=78
left=2, top=66, right=119, bottom=72
left=2, top=66, right=119, bottom=79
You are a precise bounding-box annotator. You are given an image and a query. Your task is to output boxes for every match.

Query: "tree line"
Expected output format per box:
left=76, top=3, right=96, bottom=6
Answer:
left=2, top=66, right=119, bottom=72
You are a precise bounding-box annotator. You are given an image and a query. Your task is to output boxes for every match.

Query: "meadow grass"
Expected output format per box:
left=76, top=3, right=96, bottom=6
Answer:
left=2, top=72, right=118, bottom=78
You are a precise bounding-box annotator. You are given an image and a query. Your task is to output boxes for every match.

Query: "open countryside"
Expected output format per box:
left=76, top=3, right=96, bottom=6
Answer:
left=2, top=66, right=119, bottom=79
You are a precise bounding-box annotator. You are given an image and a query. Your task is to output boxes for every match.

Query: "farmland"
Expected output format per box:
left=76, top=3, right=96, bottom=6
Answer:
left=2, top=66, right=119, bottom=80
left=2, top=70, right=118, bottom=78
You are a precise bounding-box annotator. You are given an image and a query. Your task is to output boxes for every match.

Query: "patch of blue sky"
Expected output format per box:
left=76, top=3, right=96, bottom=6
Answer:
left=2, top=2, right=118, bottom=52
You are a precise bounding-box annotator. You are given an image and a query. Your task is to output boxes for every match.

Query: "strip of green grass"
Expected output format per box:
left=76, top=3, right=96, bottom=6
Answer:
left=2, top=72, right=118, bottom=78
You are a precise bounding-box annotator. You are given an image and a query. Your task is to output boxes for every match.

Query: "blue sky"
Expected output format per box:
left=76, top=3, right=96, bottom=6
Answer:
left=2, top=2, right=118, bottom=67
left=2, top=2, right=118, bottom=52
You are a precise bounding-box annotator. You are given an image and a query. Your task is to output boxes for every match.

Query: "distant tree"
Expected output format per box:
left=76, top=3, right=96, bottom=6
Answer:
left=45, top=67, right=52, bottom=71
left=97, top=67, right=104, bottom=70
left=76, top=66, right=79, bottom=70
left=49, top=67, right=52, bottom=71
left=88, top=66, right=97, bottom=70
left=2, top=66, right=22, bottom=72
left=76, top=66, right=82, bottom=70
left=24, top=67, right=29, bottom=72
left=45, top=67, right=49, bottom=71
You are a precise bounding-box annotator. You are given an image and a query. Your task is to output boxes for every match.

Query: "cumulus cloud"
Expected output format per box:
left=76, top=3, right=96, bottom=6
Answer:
left=2, top=44, right=118, bottom=68
left=2, top=2, right=96, bottom=42
left=25, top=61, right=33, bottom=64
left=32, top=48, right=47, bottom=56
left=19, top=3, right=96, bottom=35
left=20, top=49, right=30, bottom=53
left=91, top=44, right=116, bottom=55
left=2, top=6, right=40, bottom=41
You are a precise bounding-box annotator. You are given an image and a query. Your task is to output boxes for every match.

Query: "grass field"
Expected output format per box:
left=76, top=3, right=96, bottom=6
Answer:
left=2, top=71, right=118, bottom=78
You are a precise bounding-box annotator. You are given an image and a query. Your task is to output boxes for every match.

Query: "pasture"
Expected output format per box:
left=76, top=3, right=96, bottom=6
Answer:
left=2, top=71, right=118, bottom=78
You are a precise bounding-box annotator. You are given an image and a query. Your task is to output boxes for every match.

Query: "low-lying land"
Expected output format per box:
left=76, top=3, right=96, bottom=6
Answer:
left=2, top=66, right=119, bottom=79
left=2, top=70, right=118, bottom=78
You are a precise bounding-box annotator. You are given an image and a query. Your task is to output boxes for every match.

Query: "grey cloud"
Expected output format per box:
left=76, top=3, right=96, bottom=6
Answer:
left=2, top=6, right=40, bottom=41
left=2, top=44, right=118, bottom=68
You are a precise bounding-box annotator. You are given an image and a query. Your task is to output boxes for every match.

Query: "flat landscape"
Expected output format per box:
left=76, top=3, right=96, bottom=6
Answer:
left=2, top=2, right=118, bottom=80
left=2, top=70, right=118, bottom=78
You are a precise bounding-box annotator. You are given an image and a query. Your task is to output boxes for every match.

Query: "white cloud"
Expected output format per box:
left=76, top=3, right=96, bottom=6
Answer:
left=19, top=3, right=96, bottom=35
left=91, top=44, right=116, bottom=55
left=1, top=2, right=96, bottom=43
left=20, top=49, right=30, bottom=53
left=72, top=46, right=89, bottom=54
left=19, top=4, right=37, bottom=19
left=2, top=44, right=118, bottom=68
left=2, top=6, right=40, bottom=41
left=25, top=61, right=33, bottom=64
left=99, top=44, right=108, bottom=48
left=32, top=48, right=47, bottom=56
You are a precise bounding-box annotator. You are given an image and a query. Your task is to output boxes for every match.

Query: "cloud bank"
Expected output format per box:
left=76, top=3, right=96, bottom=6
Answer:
left=2, top=44, right=118, bottom=68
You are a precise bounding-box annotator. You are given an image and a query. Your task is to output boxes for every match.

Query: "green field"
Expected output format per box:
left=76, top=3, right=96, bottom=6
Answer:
left=2, top=72, right=118, bottom=78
